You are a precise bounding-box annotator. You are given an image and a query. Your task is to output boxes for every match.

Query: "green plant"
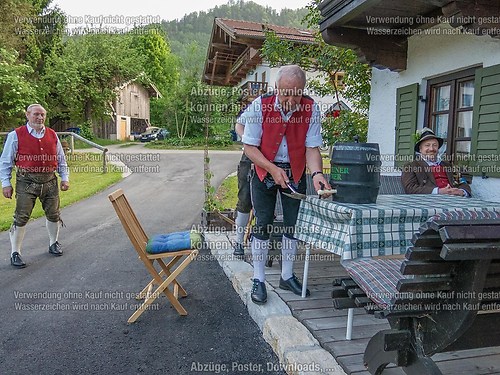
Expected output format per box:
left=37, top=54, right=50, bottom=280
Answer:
left=79, top=120, right=95, bottom=141
left=203, top=155, right=216, bottom=211
left=175, top=97, right=189, bottom=141
left=322, top=110, right=368, bottom=145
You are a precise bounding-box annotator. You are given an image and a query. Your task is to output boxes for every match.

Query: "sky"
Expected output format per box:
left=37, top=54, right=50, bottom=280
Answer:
left=52, top=0, right=311, bottom=26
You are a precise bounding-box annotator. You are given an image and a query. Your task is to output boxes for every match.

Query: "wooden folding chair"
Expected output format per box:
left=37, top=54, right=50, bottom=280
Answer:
left=108, top=189, right=199, bottom=323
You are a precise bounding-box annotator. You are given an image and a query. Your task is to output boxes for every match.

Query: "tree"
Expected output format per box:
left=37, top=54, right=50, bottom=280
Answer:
left=0, top=48, right=38, bottom=130
left=260, top=0, right=371, bottom=144
left=42, top=33, right=144, bottom=126
left=131, top=26, right=179, bottom=95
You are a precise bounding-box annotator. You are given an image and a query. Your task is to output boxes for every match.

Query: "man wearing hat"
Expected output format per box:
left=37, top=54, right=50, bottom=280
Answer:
left=401, top=127, right=471, bottom=196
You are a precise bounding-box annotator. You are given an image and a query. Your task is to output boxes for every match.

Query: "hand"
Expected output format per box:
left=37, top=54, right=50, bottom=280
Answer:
left=438, top=184, right=464, bottom=196
left=60, top=181, right=70, bottom=191
left=3, top=186, right=13, bottom=199
left=269, top=166, right=290, bottom=189
left=313, top=173, right=333, bottom=198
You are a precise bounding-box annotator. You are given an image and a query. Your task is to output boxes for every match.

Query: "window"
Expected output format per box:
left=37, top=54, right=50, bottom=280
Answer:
left=426, top=68, right=476, bottom=164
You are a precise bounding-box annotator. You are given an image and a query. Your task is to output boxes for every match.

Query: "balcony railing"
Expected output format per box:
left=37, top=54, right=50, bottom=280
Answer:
left=239, top=81, right=269, bottom=102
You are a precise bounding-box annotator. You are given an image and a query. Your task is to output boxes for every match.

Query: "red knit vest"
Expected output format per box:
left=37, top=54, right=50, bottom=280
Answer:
left=15, top=125, right=58, bottom=173
left=255, top=95, right=313, bottom=183
left=431, top=164, right=450, bottom=188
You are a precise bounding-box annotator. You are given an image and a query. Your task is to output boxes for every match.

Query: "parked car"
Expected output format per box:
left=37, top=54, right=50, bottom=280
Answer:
left=65, top=127, right=81, bottom=134
left=140, top=127, right=170, bottom=142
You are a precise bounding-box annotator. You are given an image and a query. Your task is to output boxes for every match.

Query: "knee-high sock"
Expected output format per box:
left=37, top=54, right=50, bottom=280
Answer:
left=281, top=236, right=298, bottom=280
left=235, top=211, right=250, bottom=245
left=46, top=219, right=60, bottom=246
left=252, top=237, right=269, bottom=282
left=10, top=225, right=27, bottom=255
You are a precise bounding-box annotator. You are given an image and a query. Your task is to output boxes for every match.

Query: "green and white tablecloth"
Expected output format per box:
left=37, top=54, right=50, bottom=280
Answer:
left=294, top=194, right=500, bottom=260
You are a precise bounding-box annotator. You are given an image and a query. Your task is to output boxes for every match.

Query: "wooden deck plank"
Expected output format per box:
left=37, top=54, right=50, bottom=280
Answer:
left=303, top=314, right=388, bottom=331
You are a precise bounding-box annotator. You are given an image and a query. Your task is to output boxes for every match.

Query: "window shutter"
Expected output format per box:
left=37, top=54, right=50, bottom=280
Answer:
left=471, top=64, right=500, bottom=177
left=395, top=83, right=418, bottom=168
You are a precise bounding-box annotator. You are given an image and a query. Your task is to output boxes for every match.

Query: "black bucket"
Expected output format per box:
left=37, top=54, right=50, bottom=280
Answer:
left=330, top=142, right=381, bottom=204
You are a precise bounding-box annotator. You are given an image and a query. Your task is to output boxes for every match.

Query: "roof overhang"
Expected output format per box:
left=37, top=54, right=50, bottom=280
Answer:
left=318, top=0, right=500, bottom=71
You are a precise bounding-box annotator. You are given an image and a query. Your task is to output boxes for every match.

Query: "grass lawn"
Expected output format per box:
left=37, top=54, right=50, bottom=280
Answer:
left=0, top=152, right=122, bottom=232
left=213, top=175, right=238, bottom=211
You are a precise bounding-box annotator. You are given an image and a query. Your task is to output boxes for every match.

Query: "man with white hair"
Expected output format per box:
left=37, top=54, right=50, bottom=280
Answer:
left=1, top=104, right=70, bottom=268
left=238, top=65, right=331, bottom=304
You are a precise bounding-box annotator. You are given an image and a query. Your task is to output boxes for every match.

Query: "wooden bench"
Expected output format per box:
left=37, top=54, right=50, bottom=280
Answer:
left=332, top=212, right=500, bottom=374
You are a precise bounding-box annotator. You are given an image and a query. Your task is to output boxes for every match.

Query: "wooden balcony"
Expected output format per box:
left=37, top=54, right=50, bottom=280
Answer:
left=239, top=81, right=269, bottom=104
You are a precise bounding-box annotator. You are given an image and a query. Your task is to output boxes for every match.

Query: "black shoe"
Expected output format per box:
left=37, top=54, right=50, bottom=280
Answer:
left=233, top=242, right=244, bottom=256
left=251, top=279, right=267, bottom=304
left=11, top=252, right=26, bottom=268
left=279, top=274, right=310, bottom=296
left=49, top=241, right=63, bottom=256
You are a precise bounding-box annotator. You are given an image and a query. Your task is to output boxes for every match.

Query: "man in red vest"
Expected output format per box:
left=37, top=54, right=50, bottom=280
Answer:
left=401, top=127, right=471, bottom=196
left=1, top=104, right=70, bottom=268
left=239, top=65, right=331, bottom=304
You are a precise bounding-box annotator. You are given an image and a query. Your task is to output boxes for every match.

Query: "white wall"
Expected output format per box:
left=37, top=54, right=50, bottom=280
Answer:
left=367, top=23, right=500, bottom=201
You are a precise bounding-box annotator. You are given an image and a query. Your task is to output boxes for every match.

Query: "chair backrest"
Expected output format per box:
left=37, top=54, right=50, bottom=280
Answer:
left=108, top=189, right=149, bottom=257
left=379, top=174, right=405, bottom=195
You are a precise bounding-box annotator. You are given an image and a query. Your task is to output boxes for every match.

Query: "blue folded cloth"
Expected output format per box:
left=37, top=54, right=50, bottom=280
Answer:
left=146, top=231, right=202, bottom=254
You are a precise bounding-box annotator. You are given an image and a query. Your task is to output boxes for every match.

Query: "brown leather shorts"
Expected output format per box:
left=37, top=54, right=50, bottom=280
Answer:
left=14, top=171, right=60, bottom=226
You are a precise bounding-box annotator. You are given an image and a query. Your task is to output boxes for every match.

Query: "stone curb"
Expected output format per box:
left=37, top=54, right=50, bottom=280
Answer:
left=205, top=233, right=347, bottom=375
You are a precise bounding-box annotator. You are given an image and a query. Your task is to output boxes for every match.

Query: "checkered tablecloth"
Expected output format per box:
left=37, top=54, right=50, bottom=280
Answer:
left=294, top=194, right=500, bottom=260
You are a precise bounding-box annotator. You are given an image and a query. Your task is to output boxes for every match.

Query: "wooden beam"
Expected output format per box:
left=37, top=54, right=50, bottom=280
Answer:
left=319, top=0, right=383, bottom=31
left=442, top=0, right=500, bottom=37
left=322, top=26, right=407, bottom=71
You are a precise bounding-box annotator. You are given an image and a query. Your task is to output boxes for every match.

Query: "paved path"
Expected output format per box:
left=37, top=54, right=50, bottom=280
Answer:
left=0, top=145, right=286, bottom=374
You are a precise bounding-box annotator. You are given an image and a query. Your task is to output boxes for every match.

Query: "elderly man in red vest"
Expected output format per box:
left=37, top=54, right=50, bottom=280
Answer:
left=239, top=65, right=331, bottom=304
left=1, top=104, right=70, bottom=268
left=401, top=127, right=471, bottom=196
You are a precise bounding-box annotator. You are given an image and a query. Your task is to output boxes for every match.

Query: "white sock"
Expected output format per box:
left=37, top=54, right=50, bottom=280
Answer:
left=251, top=237, right=269, bottom=282
left=46, top=219, right=60, bottom=246
left=281, top=236, right=298, bottom=280
left=235, top=211, right=250, bottom=244
left=10, top=225, right=27, bottom=255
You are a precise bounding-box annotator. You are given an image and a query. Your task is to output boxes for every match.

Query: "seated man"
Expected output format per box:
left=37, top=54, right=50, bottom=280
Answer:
left=401, top=127, right=471, bottom=196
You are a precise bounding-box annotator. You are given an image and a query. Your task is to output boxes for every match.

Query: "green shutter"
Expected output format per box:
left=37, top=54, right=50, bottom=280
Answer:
left=471, top=64, right=500, bottom=177
left=395, top=83, right=419, bottom=168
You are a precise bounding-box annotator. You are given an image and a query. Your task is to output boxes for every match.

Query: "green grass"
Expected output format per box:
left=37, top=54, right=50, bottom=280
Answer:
left=74, top=138, right=124, bottom=149
left=213, top=175, right=238, bottom=211
left=145, top=142, right=243, bottom=151
left=0, top=153, right=122, bottom=231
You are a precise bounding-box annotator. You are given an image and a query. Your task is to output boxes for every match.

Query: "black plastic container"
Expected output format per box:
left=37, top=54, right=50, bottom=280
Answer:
left=330, top=142, right=381, bottom=204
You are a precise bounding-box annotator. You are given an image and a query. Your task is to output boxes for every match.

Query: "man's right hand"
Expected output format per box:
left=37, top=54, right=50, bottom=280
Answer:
left=269, top=166, right=290, bottom=189
left=3, top=186, right=13, bottom=199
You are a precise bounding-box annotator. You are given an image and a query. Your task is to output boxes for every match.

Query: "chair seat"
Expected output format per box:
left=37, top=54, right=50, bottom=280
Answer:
left=342, top=258, right=406, bottom=308
left=146, top=231, right=203, bottom=254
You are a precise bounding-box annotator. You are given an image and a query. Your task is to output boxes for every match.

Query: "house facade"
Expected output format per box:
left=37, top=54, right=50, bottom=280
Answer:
left=318, top=0, right=500, bottom=202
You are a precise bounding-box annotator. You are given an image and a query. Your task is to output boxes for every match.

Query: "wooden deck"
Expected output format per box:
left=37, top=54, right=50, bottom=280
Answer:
left=263, top=247, right=500, bottom=375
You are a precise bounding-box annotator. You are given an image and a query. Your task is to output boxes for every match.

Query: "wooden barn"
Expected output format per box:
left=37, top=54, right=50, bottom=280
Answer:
left=98, top=78, right=161, bottom=140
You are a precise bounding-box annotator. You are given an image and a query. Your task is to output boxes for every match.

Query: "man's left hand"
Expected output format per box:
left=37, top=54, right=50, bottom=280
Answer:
left=312, top=173, right=333, bottom=198
left=60, top=181, right=70, bottom=191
